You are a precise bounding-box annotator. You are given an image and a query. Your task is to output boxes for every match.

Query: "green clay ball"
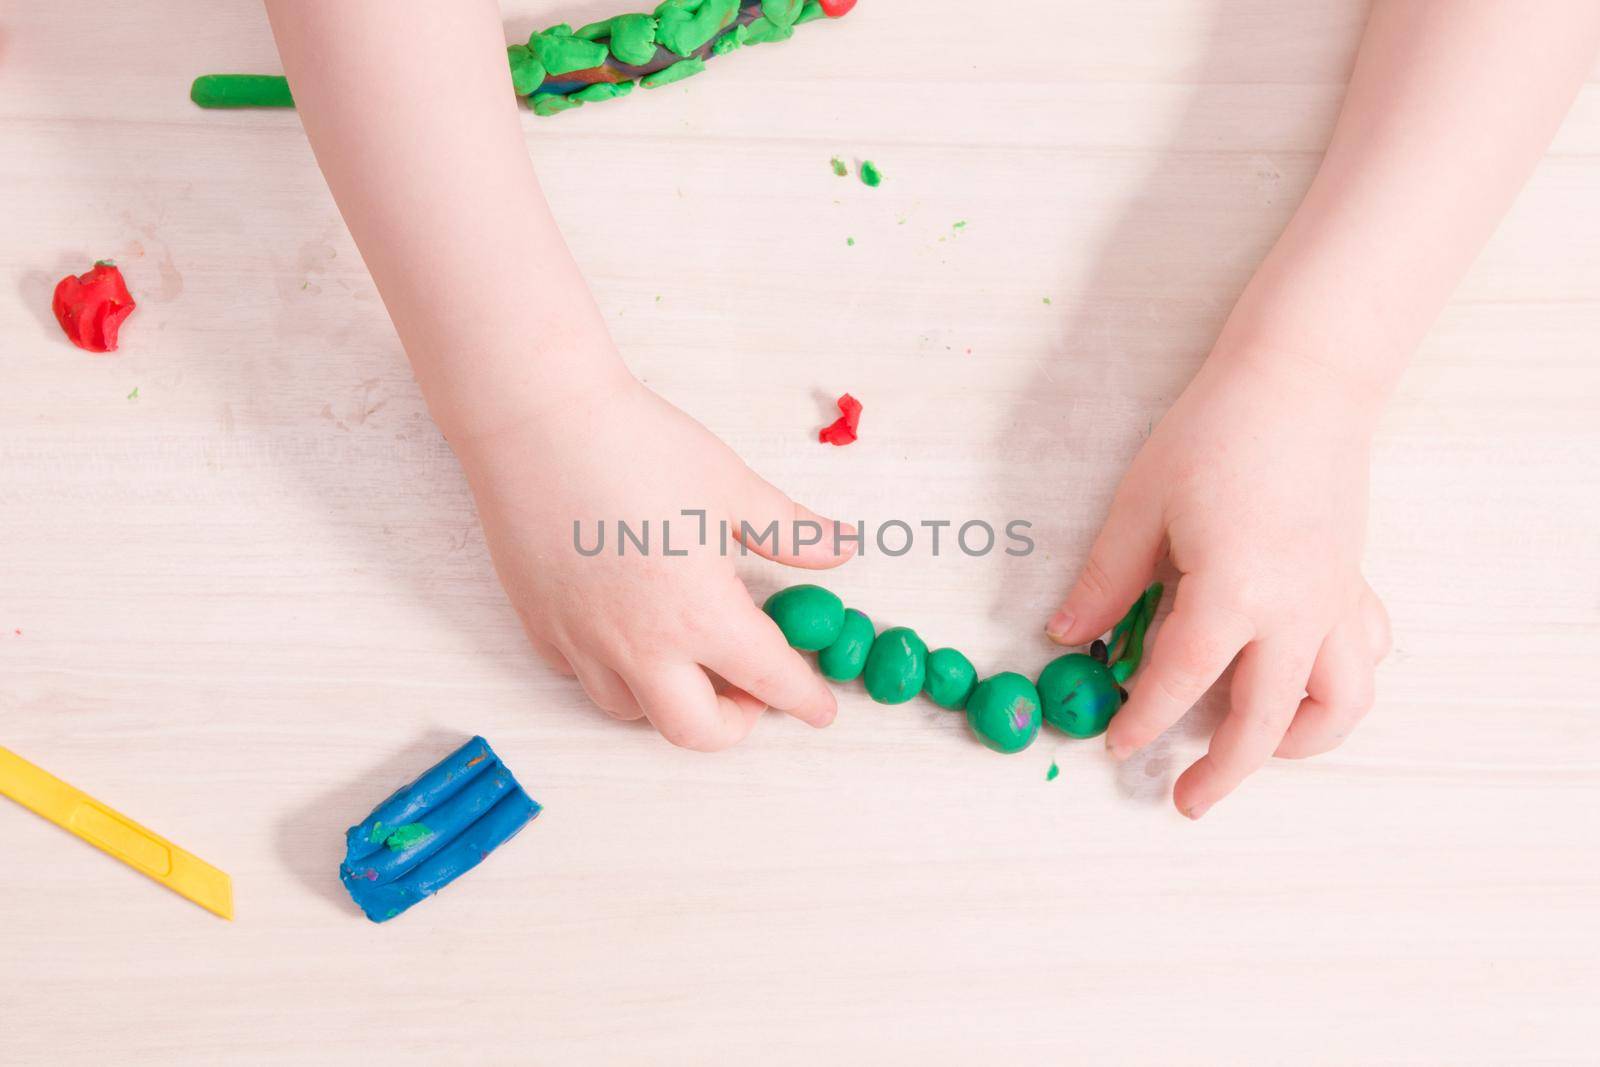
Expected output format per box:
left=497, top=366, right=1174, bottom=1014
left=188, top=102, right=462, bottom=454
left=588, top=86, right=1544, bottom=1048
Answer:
left=1037, top=653, right=1122, bottom=738
left=862, top=627, right=927, bottom=705
left=923, top=647, right=977, bottom=710
left=818, top=608, right=874, bottom=683
left=965, top=672, right=1042, bottom=754
left=762, top=584, right=845, bottom=651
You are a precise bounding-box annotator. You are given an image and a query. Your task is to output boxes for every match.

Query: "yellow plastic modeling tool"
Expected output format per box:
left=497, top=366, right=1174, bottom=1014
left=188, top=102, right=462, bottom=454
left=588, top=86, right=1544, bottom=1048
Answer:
left=0, top=747, right=234, bottom=920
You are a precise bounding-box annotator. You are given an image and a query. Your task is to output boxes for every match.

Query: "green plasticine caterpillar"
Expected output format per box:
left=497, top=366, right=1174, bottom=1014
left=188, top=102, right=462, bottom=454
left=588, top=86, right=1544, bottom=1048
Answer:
left=190, top=0, right=856, bottom=117
left=763, top=582, right=1164, bottom=754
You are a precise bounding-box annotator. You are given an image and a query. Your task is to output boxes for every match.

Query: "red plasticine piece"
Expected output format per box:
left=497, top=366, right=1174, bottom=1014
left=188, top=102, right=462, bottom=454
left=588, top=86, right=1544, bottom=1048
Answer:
left=820, top=0, right=858, bottom=15
left=52, top=261, right=136, bottom=353
left=818, top=392, right=862, bottom=446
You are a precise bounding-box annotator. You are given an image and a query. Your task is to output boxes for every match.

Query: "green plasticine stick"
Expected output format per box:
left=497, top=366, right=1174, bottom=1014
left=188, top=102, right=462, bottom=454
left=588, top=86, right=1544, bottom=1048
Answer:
left=191, top=0, right=854, bottom=117
left=190, top=74, right=293, bottom=109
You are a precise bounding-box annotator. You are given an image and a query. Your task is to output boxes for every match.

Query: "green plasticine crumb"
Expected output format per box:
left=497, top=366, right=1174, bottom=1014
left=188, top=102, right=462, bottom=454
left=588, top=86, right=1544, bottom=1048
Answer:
left=830, top=156, right=847, bottom=177
left=1047, top=761, right=1060, bottom=781
left=846, top=237, right=855, bottom=246
left=641, top=57, right=705, bottom=88
left=384, top=824, right=435, bottom=852
left=367, top=822, right=387, bottom=845
left=952, top=220, right=967, bottom=230
left=1042, top=297, right=1052, bottom=304
left=859, top=160, right=882, bottom=187
left=127, top=387, right=139, bottom=400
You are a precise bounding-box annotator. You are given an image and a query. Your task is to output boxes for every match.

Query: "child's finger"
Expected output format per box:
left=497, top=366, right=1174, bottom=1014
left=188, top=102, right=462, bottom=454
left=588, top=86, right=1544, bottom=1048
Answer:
left=702, top=607, right=839, bottom=729
left=628, top=662, right=763, bottom=752
left=572, top=658, right=646, bottom=721
left=1359, top=580, right=1393, bottom=662
left=1104, top=581, right=1252, bottom=759
left=1046, top=486, right=1163, bottom=646
left=1173, top=636, right=1316, bottom=819
left=1275, top=615, right=1375, bottom=759
left=730, top=473, right=857, bottom=570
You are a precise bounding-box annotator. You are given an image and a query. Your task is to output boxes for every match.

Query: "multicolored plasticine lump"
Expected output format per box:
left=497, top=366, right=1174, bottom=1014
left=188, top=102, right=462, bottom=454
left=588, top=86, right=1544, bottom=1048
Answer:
left=191, top=0, right=857, bottom=117
left=764, top=582, right=1163, bottom=754
left=341, top=736, right=540, bottom=923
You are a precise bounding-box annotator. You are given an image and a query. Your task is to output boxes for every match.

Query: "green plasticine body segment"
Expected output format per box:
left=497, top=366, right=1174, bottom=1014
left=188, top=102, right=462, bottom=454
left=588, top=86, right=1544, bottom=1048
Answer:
left=189, top=0, right=855, bottom=117
left=765, top=581, right=1164, bottom=755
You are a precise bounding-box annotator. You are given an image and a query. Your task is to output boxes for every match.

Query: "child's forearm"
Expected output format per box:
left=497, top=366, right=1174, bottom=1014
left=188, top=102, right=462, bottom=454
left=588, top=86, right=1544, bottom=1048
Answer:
left=263, top=0, right=629, bottom=439
left=1220, top=0, right=1600, bottom=410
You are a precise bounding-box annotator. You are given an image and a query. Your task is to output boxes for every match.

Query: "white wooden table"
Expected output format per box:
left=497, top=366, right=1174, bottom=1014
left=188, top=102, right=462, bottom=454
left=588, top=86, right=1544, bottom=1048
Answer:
left=3, top=2, right=1597, bottom=1062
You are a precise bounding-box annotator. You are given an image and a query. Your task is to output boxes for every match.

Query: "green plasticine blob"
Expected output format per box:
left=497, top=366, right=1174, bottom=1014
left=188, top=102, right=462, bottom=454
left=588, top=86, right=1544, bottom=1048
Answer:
left=966, top=673, right=1042, bottom=754
left=655, top=0, right=740, bottom=57
left=764, top=584, right=845, bottom=651
left=923, top=647, right=977, bottom=710
left=830, top=156, right=847, bottom=176
left=744, top=16, right=796, bottom=45
left=1046, top=761, right=1060, bottom=781
left=384, top=824, right=435, bottom=852
left=641, top=57, right=706, bottom=88
left=762, top=0, right=806, bottom=26
left=862, top=627, right=927, bottom=705
left=506, top=45, right=548, bottom=96
left=572, top=81, right=635, bottom=103
left=531, top=92, right=584, bottom=116
left=609, top=14, right=663, bottom=65
left=712, top=23, right=749, bottom=56
left=797, top=1, right=827, bottom=23
left=1037, top=653, right=1122, bottom=739
left=1108, top=582, right=1163, bottom=683
left=859, top=160, right=883, bottom=187
left=189, top=74, right=293, bottom=108
left=818, top=608, right=874, bottom=683
left=530, top=26, right=610, bottom=75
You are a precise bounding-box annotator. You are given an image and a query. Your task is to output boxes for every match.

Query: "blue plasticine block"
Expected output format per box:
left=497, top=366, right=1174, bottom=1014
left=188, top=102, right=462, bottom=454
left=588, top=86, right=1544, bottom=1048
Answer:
left=340, top=736, right=540, bottom=922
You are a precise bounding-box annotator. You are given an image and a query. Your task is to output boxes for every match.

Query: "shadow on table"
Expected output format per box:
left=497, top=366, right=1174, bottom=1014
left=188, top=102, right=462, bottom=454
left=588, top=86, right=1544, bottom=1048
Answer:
left=273, top=728, right=468, bottom=915
left=986, top=2, right=1366, bottom=803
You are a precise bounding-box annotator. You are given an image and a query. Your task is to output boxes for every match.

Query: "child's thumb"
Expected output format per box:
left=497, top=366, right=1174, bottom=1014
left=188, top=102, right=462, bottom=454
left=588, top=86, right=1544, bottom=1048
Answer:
left=731, top=473, right=856, bottom=569
left=1047, top=492, right=1163, bottom=645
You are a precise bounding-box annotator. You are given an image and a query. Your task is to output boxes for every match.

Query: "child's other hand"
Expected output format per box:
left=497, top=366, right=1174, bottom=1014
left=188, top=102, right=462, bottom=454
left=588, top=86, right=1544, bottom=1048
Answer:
left=1047, top=345, right=1392, bottom=817
left=456, top=374, right=851, bottom=751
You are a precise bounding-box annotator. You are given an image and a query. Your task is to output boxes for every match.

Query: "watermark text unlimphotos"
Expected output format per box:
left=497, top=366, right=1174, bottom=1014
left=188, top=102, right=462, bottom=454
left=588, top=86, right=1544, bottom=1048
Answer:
left=573, top=512, right=1035, bottom=558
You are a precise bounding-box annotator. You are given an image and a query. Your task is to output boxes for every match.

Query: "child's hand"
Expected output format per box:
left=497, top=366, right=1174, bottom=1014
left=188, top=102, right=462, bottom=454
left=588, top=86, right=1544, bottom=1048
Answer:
left=455, top=374, right=852, bottom=751
left=1047, top=345, right=1392, bottom=817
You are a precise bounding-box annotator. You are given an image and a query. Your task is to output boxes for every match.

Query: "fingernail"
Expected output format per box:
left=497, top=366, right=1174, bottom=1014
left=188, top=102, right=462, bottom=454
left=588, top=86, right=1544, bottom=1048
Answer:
left=1045, top=611, right=1074, bottom=641
left=1183, top=801, right=1211, bottom=821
